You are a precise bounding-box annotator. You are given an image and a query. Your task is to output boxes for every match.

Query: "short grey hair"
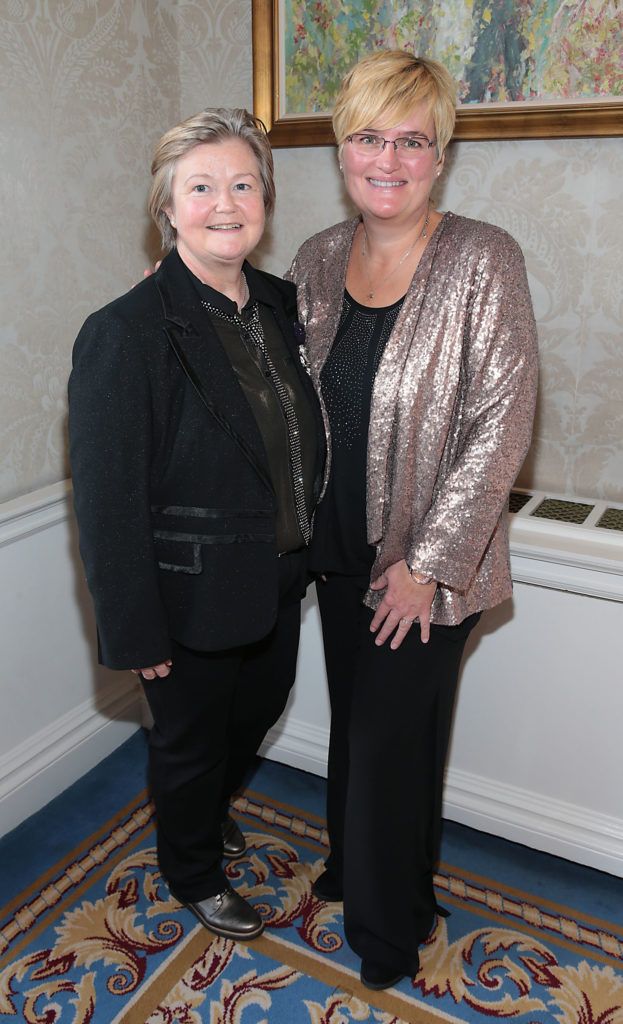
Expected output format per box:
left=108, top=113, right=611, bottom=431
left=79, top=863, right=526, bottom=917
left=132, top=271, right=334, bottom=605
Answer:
left=149, top=108, right=275, bottom=252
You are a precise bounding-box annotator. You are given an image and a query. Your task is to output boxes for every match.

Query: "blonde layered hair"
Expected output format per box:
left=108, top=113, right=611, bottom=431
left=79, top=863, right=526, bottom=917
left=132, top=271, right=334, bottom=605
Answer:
left=149, top=108, right=275, bottom=252
left=332, top=51, right=457, bottom=159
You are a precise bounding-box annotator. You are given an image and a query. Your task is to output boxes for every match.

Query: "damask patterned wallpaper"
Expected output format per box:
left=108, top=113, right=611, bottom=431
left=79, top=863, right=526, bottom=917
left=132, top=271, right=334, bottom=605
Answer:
left=0, top=0, right=252, bottom=503
left=1, top=0, right=621, bottom=504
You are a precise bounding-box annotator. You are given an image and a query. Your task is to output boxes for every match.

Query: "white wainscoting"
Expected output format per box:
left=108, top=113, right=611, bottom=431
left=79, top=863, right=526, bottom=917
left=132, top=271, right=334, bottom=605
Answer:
left=2, top=482, right=622, bottom=880
left=0, top=482, right=143, bottom=836
left=262, top=704, right=623, bottom=878
left=261, top=499, right=623, bottom=878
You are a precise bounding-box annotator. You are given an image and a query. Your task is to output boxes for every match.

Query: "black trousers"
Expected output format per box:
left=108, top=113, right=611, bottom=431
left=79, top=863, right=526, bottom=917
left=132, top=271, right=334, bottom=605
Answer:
left=141, top=551, right=306, bottom=902
left=316, top=573, right=479, bottom=975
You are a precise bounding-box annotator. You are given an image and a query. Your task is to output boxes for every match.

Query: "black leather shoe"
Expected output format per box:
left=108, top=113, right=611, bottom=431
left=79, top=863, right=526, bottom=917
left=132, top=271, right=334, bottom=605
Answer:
left=222, top=815, right=246, bottom=859
left=181, top=886, right=264, bottom=940
left=311, top=868, right=343, bottom=902
left=360, top=959, right=406, bottom=990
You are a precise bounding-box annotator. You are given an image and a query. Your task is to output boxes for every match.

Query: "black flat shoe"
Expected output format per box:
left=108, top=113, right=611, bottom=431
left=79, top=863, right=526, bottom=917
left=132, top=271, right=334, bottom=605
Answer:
left=360, top=959, right=406, bottom=991
left=180, top=886, right=264, bottom=940
left=222, top=815, right=246, bottom=859
left=311, top=869, right=343, bottom=902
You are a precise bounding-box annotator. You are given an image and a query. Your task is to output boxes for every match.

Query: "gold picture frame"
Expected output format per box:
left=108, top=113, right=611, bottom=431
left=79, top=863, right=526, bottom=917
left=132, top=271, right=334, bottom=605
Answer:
left=252, top=0, right=623, bottom=146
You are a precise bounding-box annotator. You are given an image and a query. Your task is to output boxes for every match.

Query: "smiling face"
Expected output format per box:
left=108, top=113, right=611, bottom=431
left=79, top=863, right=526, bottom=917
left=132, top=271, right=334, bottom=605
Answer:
left=166, top=138, right=266, bottom=281
left=341, top=104, right=443, bottom=229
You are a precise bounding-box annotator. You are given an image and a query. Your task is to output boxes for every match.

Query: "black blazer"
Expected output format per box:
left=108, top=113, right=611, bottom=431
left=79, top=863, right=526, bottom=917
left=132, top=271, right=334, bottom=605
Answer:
left=68, top=250, right=325, bottom=669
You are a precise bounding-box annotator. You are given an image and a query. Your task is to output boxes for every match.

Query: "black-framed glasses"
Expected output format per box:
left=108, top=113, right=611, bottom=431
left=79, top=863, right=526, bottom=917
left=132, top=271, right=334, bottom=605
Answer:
left=346, top=132, right=437, bottom=158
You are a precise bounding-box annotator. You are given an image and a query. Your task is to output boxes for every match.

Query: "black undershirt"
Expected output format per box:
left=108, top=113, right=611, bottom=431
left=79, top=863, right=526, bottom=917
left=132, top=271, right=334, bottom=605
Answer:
left=309, top=289, right=405, bottom=575
left=186, top=262, right=317, bottom=553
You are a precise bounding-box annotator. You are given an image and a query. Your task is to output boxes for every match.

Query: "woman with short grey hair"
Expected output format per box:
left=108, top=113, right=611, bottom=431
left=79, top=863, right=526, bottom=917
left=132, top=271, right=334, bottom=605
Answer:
left=69, top=108, right=325, bottom=943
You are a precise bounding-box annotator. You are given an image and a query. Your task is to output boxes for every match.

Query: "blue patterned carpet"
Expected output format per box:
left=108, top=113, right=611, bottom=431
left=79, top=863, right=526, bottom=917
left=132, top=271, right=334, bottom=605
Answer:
left=1, top=730, right=622, bottom=1023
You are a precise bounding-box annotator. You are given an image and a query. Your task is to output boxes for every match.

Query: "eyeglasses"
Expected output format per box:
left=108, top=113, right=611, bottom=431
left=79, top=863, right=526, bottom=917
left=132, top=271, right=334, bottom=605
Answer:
left=346, top=133, right=437, bottom=158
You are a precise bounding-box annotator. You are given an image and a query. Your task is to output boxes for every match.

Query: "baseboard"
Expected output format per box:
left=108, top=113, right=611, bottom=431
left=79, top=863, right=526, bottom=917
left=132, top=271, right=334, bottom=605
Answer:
left=258, top=716, right=623, bottom=877
left=0, top=678, right=144, bottom=837
left=259, top=716, right=329, bottom=778
left=443, top=767, right=623, bottom=877
left=6, top=695, right=621, bottom=877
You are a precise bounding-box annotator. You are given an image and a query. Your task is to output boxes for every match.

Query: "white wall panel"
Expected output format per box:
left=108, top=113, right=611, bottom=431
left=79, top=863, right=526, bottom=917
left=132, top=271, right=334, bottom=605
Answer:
left=0, top=484, right=142, bottom=835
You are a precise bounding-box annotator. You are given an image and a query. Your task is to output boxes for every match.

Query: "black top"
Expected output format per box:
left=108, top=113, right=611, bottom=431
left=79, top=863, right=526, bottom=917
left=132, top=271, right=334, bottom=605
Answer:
left=69, top=249, right=326, bottom=667
left=309, top=290, right=405, bottom=575
left=188, top=266, right=318, bottom=553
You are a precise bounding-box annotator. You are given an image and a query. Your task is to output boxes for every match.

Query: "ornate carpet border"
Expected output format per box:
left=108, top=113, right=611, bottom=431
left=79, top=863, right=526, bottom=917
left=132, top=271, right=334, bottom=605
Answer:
left=2, top=787, right=622, bottom=970
left=0, top=798, right=154, bottom=958
left=434, top=874, right=623, bottom=962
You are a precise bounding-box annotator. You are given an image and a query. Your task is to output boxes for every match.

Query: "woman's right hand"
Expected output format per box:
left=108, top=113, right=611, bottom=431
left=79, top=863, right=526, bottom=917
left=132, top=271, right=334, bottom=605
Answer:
left=132, top=660, right=172, bottom=679
left=369, top=560, right=437, bottom=648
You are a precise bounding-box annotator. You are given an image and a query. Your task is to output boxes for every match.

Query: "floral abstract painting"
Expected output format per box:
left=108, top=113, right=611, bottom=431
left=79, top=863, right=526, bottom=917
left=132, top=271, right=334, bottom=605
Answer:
left=282, top=0, right=623, bottom=116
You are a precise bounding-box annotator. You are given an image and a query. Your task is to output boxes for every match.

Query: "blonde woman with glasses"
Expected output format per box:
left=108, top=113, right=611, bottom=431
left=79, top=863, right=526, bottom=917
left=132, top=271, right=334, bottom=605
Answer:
left=288, top=51, right=538, bottom=990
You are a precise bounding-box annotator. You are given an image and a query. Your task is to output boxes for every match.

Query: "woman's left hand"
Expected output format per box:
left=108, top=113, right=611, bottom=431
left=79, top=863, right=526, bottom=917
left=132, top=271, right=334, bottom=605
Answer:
left=369, top=560, right=437, bottom=649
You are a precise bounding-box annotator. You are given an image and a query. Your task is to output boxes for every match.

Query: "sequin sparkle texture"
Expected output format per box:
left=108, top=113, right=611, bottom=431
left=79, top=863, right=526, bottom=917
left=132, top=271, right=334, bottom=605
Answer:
left=287, top=212, right=538, bottom=626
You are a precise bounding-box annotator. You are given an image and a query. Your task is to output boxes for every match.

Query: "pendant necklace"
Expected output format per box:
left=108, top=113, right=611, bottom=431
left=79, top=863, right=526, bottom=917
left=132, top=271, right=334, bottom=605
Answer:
left=361, top=208, right=430, bottom=302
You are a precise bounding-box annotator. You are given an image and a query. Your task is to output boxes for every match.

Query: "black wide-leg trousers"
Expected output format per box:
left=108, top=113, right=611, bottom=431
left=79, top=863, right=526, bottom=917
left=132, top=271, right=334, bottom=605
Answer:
left=141, top=552, right=305, bottom=902
left=316, top=573, right=479, bottom=975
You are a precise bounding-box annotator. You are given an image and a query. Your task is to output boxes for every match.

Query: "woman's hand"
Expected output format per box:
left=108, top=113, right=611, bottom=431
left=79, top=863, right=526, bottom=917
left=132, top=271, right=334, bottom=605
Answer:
left=369, top=561, right=437, bottom=649
left=142, top=260, right=162, bottom=280
left=132, top=660, right=172, bottom=680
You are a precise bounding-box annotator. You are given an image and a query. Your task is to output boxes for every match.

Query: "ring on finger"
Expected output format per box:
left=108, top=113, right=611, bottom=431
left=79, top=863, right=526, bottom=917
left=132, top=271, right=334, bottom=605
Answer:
left=400, top=617, right=414, bottom=625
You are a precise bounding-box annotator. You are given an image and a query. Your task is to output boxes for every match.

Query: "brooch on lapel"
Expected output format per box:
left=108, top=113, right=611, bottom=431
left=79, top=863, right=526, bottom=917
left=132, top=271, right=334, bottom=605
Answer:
left=292, top=320, right=311, bottom=375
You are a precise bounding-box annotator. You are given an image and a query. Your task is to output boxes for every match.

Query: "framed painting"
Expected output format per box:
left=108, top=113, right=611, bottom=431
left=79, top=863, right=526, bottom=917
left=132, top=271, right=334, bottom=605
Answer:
left=252, top=0, right=623, bottom=145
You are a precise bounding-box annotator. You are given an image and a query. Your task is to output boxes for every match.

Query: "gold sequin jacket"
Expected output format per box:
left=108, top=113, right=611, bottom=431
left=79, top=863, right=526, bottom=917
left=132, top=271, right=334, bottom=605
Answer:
left=287, top=212, right=538, bottom=624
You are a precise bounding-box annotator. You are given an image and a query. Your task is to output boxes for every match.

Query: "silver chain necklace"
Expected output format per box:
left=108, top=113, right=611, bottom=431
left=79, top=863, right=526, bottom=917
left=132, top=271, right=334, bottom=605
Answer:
left=200, top=295, right=311, bottom=546
left=361, top=209, right=430, bottom=302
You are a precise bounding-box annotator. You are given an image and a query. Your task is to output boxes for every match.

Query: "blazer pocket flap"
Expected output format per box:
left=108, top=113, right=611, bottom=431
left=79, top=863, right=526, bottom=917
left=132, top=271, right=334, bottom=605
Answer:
left=153, top=535, right=202, bottom=575
left=150, top=501, right=272, bottom=536
left=151, top=507, right=274, bottom=542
